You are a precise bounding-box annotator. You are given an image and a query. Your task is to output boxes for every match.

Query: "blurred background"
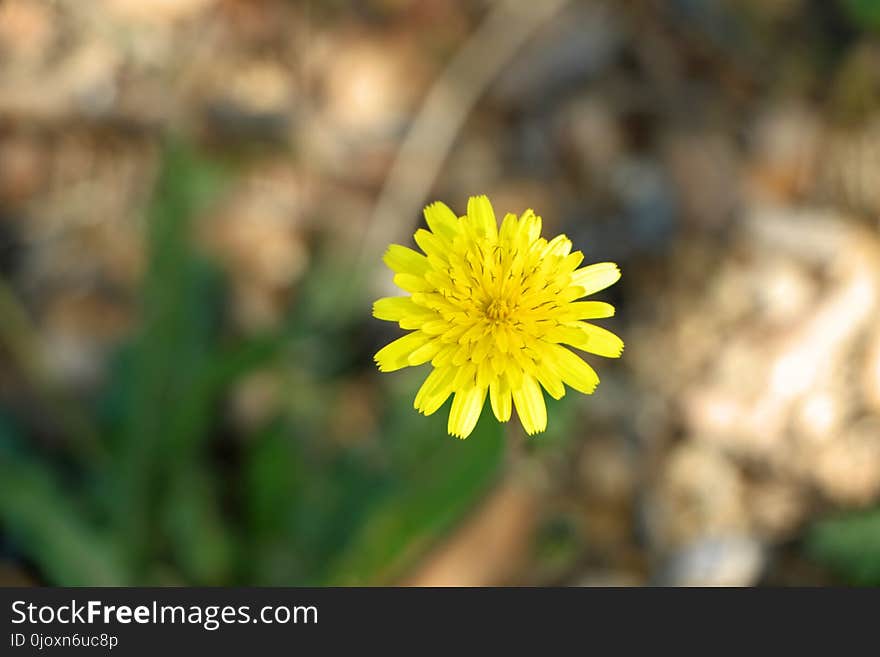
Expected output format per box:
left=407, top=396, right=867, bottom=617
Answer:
left=2, top=0, right=880, bottom=587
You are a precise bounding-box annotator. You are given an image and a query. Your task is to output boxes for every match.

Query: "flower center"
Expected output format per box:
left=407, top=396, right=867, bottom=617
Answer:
left=485, top=297, right=515, bottom=323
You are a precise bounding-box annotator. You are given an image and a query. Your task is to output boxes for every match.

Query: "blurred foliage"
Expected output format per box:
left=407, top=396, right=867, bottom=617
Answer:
left=806, top=508, right=880, bottom=585
left=841, top=0, right=880, bottom=31
left=0, top=140, right=504, bottom=585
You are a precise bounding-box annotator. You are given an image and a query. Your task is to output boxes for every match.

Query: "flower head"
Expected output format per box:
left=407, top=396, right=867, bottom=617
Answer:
left=373, top=195, right=623, bottom=439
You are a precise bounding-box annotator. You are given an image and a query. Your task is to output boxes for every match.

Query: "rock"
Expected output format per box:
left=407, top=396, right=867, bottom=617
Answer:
left=201, top=163, right=310, bottom=331
left=748, top=480, right=807, bottom=539
left=864, top=328, right=880, bottom=413
left=105, top=0, right=217, bottom=25
left=746, top=103, right=822, bottom=203
left=657, top=536, right=766, bottom=586
left=0, top=133, right=46, bottom=203
left=662, top=131, right=739, bottom=229
left=647, top=443, right=750, bottom=552
left=201, top=58, right=294, bottom=142
left=318, top=29, right=431, bottom=140
left=556, top=95, right=624, bottom=188
left=812, top=418, right=880, bottom=505
left=0, top=0, right=56, bottom=65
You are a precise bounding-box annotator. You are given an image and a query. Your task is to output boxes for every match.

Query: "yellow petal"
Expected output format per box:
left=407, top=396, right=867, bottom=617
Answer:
left=452, top=361, right=477, bottom=390
left=423, top=201, right=460, bottom=241
left=545, top=344, right=599, bottom=394
left=571, top=262, right=621, bottom=296
left=467, top=195, right=498, bottom=241
left=415, top=367, right=456, bottom=415
left=495, top=326, right=509, bottom=353
left=420, top=319, right=449, bottom=335
left=476, top=357, right=494, bottom=389
left=448, top=386, right=487, bottom=439
left=511, top=374, right=547, bottom=435
left=470, top=336, right=492, bottom=363
left=451, top=342, right=470, bottom=366
left=424, top=270, right=455, bottom=291
left=408, top=339, right=442, bottom=366
left=374, top=332, right=429, bottom=372
left=393, top=273, right=433, bottom=293
left=571, top=322, right=624, bottom=357
left=499, top=212, right=518, bottom=243
left=510, top=344, right=538, bottom=377
left=383, top=244, right=430, bottom=276
left=374, top=297, right=437, bottom=330
left=559, top=251, right=585, bottom=276
left=541, top=234, right=572, bottom=257
left=505, top=359, right=524, bottom=389
left=534, top=361, right=565, bottom=400
left=557, top=284, right=586, bottom=304
left=431, top=344, right=458, bottom=367
left=459, top=323, right=486, bottom=344
left=372, top=296, right=419, bottom=321
left=518, top=209, right=542, bottom=244
left=558, top=301, right=616, bottom=321
left=489, top=375, right=512, bottom=422
left=581, top=322, right=623, bottom=357
left=546, top=322, right=624, bottom=358
left=414, top=228, right=448, bottom=261
left=399, top=311, right=440, bottom=331
left=441, top=324, right=469, bottom=344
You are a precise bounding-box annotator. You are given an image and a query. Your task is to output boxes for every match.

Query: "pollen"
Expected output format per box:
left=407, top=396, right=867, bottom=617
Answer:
left=485, top=298, right=515, bottom=323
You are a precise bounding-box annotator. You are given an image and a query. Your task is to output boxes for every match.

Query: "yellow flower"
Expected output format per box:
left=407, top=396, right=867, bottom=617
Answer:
left=373, top=195, right=623, bottom=439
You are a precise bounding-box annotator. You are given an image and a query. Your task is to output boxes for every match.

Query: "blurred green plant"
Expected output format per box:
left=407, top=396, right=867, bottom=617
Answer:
left=805, top=507, right=880, bottom=585
left=0, top=139, right=504, bottom=585
left=841, top=0, right=880, bottom=31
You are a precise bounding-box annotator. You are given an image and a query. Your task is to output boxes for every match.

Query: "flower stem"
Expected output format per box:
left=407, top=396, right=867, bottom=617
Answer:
left=504, top=420, right=526, bottom=473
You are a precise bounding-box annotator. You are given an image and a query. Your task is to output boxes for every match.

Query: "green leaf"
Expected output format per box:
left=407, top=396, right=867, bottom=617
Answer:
left=160, top=468, right=237, bottom=584
left=0, top=423, right=126, bottom=585
left=112, top=138, right=231, bottom=575
left=324, top=397, right=505, bottom=585
left=805, top=507, right=880, bottom=585
left=841, top=0, right=880, bottom=31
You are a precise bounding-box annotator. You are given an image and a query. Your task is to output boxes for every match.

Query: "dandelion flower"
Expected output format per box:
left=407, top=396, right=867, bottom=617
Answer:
left=373, top=195, right=623, bottom=439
